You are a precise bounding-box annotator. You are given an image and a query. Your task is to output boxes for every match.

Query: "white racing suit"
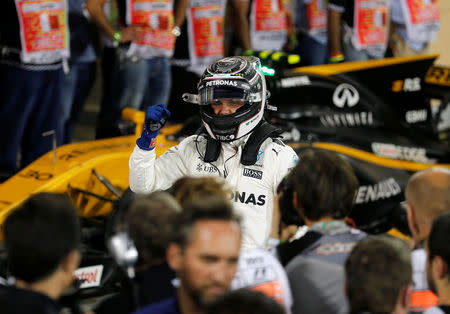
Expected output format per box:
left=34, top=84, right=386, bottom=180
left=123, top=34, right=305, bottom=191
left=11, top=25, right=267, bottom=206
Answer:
left=129, top=133, right=298, bottom=249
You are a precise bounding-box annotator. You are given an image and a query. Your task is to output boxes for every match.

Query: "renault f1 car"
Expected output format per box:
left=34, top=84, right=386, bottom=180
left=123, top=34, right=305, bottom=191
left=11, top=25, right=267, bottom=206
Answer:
left=259, top=53, right=450, bottom=234
left=0, top=54, right=449, bottom=299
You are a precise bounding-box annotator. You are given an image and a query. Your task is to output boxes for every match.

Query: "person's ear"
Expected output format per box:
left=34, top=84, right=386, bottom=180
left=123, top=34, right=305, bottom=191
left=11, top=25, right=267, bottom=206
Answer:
left=63, top=249, right=81, bottom=274
left=406, top=203, right=421, bottom=245
left=434, top=256, right=448, bottom=280
left=292, top=191, right=298, bottom=209
left=400, top=284, right=412, bottom=310
left=293, top=191, right=304, bottom=212
left=293, top=191, right=307, bottom=221
left=166, top=243, right=183, bottom=272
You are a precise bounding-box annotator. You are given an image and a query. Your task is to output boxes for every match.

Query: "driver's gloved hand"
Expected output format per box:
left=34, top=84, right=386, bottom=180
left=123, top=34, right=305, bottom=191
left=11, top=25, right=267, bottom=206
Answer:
left=136, top=103, right=171, bottom=151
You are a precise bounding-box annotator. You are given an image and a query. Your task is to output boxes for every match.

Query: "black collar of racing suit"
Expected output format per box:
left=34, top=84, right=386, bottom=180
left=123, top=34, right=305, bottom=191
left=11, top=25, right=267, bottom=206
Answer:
left=202, top=121, right=282, bottom=165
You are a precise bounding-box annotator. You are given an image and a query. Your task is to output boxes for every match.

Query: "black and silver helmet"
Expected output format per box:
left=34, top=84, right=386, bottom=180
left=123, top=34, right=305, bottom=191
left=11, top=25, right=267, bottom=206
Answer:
left=183, top=56, right=268, bottom=142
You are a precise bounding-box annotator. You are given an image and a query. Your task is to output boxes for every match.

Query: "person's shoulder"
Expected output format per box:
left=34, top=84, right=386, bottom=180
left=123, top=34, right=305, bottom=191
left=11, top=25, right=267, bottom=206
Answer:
left=180, top=133, right=204, bottom=142
left=0, top=285, right=61, bottom=314
left=276, top=230, right=323, bottom=266
left=166, top=134, right=206, bottom=155
left=261, top=137, right=298, bottom=166
left=287, top=255, right=343, bottom=278
left=177, top=134, right=207, bottom=147
left=287, top=256, right=348, bottom=314
left=438, top=306, right=450, bottom=314
left=262, top=137, right=296, bottom=154
left=134, top=297, right=179, bottom=314
left=94, top=290, right=132, bottom=314
left=424, top=305, right=450, bottom=314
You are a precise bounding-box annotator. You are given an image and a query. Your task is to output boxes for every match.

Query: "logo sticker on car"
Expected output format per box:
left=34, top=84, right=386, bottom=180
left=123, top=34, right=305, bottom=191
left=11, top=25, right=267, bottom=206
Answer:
left=371, top=143, right=436, bottom=163
left=332, top=83, right=359, bottom=108
left=73, top=265, right=104, bottom=289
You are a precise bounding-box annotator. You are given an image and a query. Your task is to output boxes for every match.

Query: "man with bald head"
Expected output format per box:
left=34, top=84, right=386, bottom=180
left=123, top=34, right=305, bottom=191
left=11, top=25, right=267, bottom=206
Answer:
left=405, top=167, right=450, bottom=313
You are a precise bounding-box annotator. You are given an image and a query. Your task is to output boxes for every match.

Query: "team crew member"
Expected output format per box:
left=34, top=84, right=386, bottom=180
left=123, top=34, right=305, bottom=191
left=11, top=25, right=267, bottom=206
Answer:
left=389, top=0, right=440, bottom=57
left=171, top=176, right=293, bottom=311
left=95, top=192, right=181, bottom=314
left=273, top=148, right=366, bottom=266
left=327, top=0, right=389, bottom=62
left=0, top=0, right=68, bottom=178
left=207, top=289, right=287, bottom=314
left=85, top=0, right=137, bottom=138
left=1, top=193, right=82, bottom=313
left=129, top=56, right=298, bottom=249
left=294, top=0, right=328, bottom=65
left=168, top=0, right=227, bottom=122
left=270, top=148, right=365, bottom=314
left=405, top=167, right=450, bottom=312
left=86, top=0, right=180, bottom=137
left=231, top=0, right=293, bottom=53
left=133, top=196, right=242, bottom=314
left=60, top=0, right=98, bottom=144
left=345, top=236, right=413, bottom=314
left=425, top=212, right=450, bottom=314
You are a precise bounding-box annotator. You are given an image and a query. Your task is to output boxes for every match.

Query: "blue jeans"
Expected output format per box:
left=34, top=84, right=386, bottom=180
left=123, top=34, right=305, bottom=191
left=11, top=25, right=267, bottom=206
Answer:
left=342, top=34, right=377, bottom=62
left=119, top=58, right=148, bottom=110
left=0, top=63, right=64, bottom=173
left=141, top=57, right=171, bottom=111
left=120, top=57, right=171, bottom=111
left=97, top=51, right=171, bottom=139
left=294, top=33, right=328, bottom=66
left=343, top=43, right=372, bottom=61
left=60, top=61, right=96, bottom=144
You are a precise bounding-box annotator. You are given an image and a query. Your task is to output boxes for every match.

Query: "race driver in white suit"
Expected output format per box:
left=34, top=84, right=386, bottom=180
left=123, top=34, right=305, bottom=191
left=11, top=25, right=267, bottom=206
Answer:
left=129, top=56, right=298, bottom=249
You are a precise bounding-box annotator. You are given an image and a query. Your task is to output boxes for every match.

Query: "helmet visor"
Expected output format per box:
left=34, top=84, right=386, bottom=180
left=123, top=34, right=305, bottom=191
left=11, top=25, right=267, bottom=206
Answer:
left=199, top=86, right=263, bottom=107
left=199, top=86, right=248, bottom=106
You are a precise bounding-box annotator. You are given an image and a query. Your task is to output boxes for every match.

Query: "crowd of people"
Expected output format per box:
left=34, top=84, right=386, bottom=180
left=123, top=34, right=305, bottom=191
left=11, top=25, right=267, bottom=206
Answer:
left=0, top=0, right=442, bottom=180
left=0, top=1, right=446, bottom=312
left=1, top=159, right=450, bottom=314
left=1, top=55, right=450, bottom=311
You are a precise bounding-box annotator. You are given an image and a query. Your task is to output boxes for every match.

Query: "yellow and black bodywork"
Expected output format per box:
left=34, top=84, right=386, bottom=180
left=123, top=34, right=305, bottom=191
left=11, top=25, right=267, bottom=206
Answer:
left=0, top=109, right=181, bottom=239
left=0, top=109, right=182, bottom=298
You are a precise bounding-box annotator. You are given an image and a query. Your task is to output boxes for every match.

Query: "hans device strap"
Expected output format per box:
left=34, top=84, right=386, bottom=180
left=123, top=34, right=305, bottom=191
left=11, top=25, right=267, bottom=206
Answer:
left=204, top=136, right=222, bottom=163
left=202, top=121, right=281, bottom=165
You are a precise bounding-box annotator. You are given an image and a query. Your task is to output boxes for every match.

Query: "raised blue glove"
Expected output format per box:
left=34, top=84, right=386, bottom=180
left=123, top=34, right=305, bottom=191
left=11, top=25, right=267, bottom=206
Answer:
left=136, top=104, right=171, bottom=150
